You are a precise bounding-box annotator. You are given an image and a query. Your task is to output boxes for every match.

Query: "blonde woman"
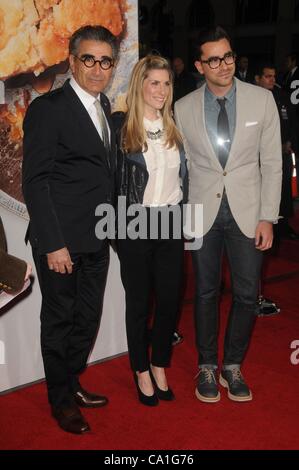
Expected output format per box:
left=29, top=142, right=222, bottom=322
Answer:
left=112, top=55, right=188, bottom=406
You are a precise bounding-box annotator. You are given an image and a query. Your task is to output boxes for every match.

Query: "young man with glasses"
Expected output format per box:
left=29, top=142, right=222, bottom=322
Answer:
left=175, top=26, right=282, bottom=404
left=22, top=25, right=119, bottom=434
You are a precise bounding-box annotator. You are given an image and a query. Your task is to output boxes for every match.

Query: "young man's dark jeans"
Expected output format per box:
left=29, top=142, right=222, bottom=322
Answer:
left=192, top=193, right=263, bottom=366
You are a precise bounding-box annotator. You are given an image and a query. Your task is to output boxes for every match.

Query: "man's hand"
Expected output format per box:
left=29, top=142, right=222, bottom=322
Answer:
left=47, top=248, right=73, bottom=274
left=255, top=221, right=273, bottom=251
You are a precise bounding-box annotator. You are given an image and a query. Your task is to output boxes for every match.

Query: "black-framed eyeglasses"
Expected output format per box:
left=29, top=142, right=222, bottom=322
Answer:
left=74, top=55, right=115, bottom=70
left=201, top=52, right=236, bottom=69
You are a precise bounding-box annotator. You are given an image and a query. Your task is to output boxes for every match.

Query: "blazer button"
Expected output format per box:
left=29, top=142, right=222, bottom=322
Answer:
left=216, top=193, right=221, bottom=198
left=223, top=171, right=227, bottom=176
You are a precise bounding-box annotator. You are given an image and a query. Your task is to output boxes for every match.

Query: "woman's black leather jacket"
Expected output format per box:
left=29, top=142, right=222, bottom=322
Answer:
left=111, top=112, right=188, bottom=206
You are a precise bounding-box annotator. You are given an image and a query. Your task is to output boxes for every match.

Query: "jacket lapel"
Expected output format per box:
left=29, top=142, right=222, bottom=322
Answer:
left=225, top=79, right=246, bottom=169
left=126, top=151, right=146, bottom=168
left=63, top=81, right=112, bottom=172
left=100, top=93, right=116, bottom=172
left=195, top=85, right=222, bottom=170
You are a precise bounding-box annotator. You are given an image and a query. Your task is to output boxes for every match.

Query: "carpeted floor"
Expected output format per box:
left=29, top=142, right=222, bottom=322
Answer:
left=0, top=215, right=299, bottom=450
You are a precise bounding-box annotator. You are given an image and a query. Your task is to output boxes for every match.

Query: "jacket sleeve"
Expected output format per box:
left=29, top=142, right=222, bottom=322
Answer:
left=259, top=91, right=283, bottom=221
left=22, top=97, right=65, bottom=254
left=174, top=102, right=191, bottom=172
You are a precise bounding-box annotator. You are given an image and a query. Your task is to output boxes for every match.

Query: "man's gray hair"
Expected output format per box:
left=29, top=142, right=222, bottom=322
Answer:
left=69, top=25, right=120, bottom=59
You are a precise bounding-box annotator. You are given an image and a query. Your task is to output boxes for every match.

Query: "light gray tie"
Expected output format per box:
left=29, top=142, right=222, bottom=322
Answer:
left=94, top=99, right=110, bottom=151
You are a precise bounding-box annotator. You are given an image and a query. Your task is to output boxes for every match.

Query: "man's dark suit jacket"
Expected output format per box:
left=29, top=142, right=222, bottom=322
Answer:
left=283, top=67, right=299, bottom=122
left=283, top=67, right=299, bottom=92
left=22, top=79, right=116, bottom=255
left=173, top=70, right=197, bottom=102
left=235, top=69, right=254, bottom=84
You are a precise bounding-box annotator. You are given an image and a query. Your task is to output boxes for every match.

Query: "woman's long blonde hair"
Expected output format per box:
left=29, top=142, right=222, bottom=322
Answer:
left=121, top=55, right=182, bottom=153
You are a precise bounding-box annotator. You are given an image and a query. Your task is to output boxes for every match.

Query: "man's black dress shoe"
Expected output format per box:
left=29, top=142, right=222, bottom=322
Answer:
left=74, top=387, right=109, bottom=408
left=149, top=368, right=175, bottom=401
left=51, top=404, right=90, bottom=434
left=133, top=373, right=159, bottom=406
left=256, top=295, right=280, bottom=316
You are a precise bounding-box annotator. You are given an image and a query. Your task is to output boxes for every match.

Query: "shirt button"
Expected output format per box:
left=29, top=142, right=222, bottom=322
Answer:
left=223, top=171, right=227, bottom=176
left=216, top=193, right=221, bottom=198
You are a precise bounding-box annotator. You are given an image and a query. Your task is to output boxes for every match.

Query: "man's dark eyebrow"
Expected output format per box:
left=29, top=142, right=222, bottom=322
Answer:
left=207, top=52, right=233, bottom=60
left=80, top=54, right=113, bottom=60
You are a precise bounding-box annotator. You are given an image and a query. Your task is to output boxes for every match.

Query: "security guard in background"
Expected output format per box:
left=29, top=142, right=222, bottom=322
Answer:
left=282, top=54, right=299, bottom=194
left=255, top=63, right=299, bottom=240
left=254, top=63, right=298, bottom=316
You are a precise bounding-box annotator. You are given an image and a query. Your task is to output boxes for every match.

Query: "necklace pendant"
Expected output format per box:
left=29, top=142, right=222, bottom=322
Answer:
left=146, top=129, right=164, bottom=140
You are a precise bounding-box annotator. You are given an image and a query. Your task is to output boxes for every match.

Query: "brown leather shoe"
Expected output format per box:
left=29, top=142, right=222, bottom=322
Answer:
left=74, top=387, right=109, bottom=408
left=51, top=404, right=90, bottom=434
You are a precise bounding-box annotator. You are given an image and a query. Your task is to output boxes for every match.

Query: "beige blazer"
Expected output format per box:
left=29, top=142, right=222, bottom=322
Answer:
left=174, top=78, right=282, bottom=238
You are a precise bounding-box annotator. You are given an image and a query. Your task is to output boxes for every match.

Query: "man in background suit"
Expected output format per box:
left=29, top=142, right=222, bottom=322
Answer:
left=283, top=54, right=299, bottom=194
left=255, top=63, right=299, bottom=240
left=22, top=26, right=119, bottom=434
left=173, top=56, right=197, bottom=102
left=235, top=55, right=253, bottom=83
left=175, top=26, right=281, bottom=404
left=283, top=54, right=299, bottom=97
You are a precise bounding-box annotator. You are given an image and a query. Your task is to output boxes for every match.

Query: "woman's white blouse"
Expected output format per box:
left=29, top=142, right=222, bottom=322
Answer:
left=143, top=116, right=182, bottom=207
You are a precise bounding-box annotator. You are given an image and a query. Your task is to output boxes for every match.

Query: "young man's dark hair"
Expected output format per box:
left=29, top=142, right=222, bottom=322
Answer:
left=196, top=25, right=233, bottom=59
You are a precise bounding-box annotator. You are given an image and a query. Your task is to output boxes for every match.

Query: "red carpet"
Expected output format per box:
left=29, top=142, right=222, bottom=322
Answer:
left=1, top=216, right=299, bottom=450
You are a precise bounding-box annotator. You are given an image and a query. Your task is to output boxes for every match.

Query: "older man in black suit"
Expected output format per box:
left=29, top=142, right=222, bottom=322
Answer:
left=22, top=25, right=119, bottom=434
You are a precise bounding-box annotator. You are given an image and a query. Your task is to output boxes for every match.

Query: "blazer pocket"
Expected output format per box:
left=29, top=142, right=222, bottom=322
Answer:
left=245, top=121, right=258, bottom=127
